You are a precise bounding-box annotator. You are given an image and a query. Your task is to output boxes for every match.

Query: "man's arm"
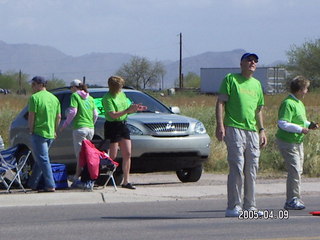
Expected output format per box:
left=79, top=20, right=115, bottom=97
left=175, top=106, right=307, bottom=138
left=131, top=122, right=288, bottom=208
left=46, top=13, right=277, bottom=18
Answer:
left=256, top=106, right=267, bottom=148
left=55, top=113, right=61, bottom=138
left=215, top=98, right=225, bottom=141
left=28, top=112, right=35, bottom=134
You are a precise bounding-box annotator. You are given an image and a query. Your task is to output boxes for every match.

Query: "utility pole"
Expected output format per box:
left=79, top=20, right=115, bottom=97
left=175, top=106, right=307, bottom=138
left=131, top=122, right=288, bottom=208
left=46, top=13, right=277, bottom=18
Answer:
left=19, top=70, right=22, bottom=94
left=179, top=32, right=183, bottom=89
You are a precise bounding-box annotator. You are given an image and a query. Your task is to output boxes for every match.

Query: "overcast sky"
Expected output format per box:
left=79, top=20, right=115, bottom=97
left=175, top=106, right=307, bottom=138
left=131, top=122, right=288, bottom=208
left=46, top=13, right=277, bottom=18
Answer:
left=0, top=0, right=319, bottom=65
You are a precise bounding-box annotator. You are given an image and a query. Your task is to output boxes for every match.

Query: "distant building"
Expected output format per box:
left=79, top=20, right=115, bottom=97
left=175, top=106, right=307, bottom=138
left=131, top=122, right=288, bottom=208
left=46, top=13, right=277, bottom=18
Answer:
left=200, top=67, right=287, bottom=94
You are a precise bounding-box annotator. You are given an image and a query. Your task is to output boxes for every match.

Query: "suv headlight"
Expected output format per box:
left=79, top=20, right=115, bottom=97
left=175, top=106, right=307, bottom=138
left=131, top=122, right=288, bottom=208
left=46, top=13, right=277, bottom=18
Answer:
left=195, top=122, right=207, bottom=134
left=127, top=124, right=143, bottom=135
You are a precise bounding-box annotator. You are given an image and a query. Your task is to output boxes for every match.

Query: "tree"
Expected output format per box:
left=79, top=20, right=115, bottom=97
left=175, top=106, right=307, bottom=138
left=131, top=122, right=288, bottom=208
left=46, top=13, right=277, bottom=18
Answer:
left=286, top=38, right=320, bottom=88
left=0, top=71, right=29, bottom=94
left=183, top=72, right=200, bottom=88
left=46, top=78, right=66, bottom=90
left=0, top=71, right=66, bottom=94
left=116, top=56, right=166, bottom=89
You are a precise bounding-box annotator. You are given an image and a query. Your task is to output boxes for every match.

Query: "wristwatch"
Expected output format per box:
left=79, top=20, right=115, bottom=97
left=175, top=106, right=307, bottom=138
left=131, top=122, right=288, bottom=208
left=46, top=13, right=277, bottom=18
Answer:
left=259, top=128, right=265, bottom=133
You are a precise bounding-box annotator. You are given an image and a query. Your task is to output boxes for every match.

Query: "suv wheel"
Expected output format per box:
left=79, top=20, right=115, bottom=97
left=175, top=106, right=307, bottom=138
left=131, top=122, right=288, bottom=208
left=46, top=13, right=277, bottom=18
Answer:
left=176, top=165, right=203, bottom=183
left=16, top=148, right=34, bottom=187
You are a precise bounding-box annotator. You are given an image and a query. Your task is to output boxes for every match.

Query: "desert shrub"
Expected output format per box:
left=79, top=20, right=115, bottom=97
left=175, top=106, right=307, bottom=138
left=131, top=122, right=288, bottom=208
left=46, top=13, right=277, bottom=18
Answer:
left=153, top=91, right=320, bottom=176
left=0, top=94, right=29, bottom=148
left=2, top=91, right=320, bottom=177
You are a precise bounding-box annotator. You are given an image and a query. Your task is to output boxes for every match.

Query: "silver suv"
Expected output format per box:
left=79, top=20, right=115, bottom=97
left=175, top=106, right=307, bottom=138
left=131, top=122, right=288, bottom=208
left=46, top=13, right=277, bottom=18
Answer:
left=10, top=88, right=211, bottom=184
left=0, top=135, right=4, bottom=151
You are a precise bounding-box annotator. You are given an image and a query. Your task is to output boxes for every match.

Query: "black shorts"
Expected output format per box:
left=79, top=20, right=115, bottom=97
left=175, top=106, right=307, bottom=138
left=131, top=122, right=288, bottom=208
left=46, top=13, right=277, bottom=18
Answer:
left=104, top=121, right=130, bottom=143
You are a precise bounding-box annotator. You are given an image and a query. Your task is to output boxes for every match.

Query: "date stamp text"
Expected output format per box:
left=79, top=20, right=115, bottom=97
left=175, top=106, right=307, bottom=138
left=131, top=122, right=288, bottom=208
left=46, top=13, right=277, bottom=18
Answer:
left=238, top=209, right=289, bottom=220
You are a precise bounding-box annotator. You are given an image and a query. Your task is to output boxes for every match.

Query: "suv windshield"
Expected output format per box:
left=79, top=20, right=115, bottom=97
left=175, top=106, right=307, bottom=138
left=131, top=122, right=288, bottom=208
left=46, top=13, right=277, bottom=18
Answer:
left=90, top=91, right=172, bottom=117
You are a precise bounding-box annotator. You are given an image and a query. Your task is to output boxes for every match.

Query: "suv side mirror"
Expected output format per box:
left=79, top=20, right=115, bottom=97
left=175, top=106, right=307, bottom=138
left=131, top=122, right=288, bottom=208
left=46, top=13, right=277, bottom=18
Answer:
left=170, top=106, right=180, bottom=114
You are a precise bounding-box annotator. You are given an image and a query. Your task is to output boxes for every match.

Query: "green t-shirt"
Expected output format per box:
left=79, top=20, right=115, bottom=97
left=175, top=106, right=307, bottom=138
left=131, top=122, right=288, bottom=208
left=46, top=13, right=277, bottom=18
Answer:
left=28, top=90, right=61, bottom=139
left=219, top=73, right=264, bottom=131
left=70, top=92, right=96, bottom=129
left=102, top=91, right=131, bottom=122
left=275, top=95, right=307, bottom=143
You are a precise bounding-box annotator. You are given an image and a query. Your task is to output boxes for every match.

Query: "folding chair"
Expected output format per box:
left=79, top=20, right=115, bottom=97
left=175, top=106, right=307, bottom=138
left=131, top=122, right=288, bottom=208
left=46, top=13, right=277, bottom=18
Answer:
left=0, top=145, right=31, bottom=193
left=99, top=155, right=119, bottom=191
left=79, top=139, right=118, bottom=191
left=90, top=139, right=119, bottom=191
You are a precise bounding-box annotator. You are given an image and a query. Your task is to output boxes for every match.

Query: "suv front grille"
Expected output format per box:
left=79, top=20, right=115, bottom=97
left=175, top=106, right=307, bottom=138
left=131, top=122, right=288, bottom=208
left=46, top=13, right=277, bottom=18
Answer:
left=145, top=122, right=189, bottom=133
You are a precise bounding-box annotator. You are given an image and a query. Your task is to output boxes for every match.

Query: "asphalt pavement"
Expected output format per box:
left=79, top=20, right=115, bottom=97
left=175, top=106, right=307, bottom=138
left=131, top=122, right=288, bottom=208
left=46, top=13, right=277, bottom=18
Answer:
left=0, top=173, right=319, bottom=207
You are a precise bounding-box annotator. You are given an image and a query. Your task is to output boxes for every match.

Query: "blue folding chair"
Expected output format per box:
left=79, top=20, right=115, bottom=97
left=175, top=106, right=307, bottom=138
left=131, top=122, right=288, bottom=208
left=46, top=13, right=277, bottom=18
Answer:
left=0, top=145, right=31, bottom=193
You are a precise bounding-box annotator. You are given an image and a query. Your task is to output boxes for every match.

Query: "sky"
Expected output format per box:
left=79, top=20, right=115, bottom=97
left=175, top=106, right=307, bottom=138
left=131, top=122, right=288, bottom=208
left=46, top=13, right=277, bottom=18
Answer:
left=0, top=0, right=319, bottom=65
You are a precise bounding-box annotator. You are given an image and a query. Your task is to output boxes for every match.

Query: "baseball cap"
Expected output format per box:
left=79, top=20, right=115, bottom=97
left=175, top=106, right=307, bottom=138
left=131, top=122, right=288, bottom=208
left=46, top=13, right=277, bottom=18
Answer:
left=70, top=79, right=82, bottom=87
left=30, top=76, right=47, bottom=84
left=241, top=53, right=259, bottom=61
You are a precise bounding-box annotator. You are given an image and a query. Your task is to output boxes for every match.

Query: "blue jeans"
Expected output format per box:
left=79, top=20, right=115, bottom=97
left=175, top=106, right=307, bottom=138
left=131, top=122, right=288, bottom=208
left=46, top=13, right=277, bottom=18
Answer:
left=28, top=134, right=55, bottom=189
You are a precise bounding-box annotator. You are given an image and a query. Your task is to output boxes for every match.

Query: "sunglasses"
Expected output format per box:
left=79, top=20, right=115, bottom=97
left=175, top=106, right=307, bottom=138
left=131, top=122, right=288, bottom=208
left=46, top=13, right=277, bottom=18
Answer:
left=246, top=58, right=258, bottom=63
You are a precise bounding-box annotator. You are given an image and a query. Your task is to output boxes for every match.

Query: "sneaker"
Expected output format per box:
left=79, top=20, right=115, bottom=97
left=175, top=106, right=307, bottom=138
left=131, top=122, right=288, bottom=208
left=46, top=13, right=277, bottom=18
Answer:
left=70, top=179, right=84, bottom=189
left=225, top=205, right=242, bottom=217
left=244, top=207, right=264, bottom=217
left=121, top=183, right=136, bottom=190
left=68, top=175, right=79, bottom=183
left=83, top=180, right=94, bottom=192
left=284, top=197, right=305, bottom=210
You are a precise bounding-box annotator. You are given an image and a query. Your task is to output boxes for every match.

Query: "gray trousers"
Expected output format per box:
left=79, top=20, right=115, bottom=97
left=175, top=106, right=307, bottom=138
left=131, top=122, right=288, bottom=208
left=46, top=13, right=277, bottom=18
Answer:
left=276, top=138, right=304, bottom=202
left=73, top=127, right=94, bottom=159
left=224, top=127, right=260, bottom=210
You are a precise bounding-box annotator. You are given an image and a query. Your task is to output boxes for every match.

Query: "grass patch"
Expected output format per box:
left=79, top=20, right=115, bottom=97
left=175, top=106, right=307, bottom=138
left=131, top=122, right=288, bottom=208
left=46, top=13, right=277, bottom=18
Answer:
left=153, top=91, right=320, bottom=177
left=1, top=91, right=320, bottom=177
left=0, top=94, right=29, bottom=148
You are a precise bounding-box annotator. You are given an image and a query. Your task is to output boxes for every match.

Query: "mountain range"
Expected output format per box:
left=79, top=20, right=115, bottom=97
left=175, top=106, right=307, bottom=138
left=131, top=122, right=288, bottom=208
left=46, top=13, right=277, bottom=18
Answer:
left=0, top=40, right=282, bottom=88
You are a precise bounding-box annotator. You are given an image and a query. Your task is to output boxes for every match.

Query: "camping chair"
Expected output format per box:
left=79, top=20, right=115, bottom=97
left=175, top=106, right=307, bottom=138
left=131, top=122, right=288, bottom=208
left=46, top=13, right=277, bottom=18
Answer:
left=0, top=145, right=31, bottom=193
left=99, top=155, right=119, bottom=191
left=79, top=139, right=118, bottom=191
left=91, top=139, right=118, bottom=191
left=90, top=139, right=118, bottom=191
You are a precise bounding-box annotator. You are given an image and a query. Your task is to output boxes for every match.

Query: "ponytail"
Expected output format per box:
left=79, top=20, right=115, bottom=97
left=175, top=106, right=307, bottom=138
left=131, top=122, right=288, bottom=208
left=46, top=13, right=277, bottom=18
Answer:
left=76, top=83, right=88, bottom=93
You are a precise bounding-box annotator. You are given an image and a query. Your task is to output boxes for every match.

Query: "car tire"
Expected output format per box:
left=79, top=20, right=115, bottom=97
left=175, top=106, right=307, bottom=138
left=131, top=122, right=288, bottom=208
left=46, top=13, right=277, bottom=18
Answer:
left=176, top=165, right=203, bottom=183
left=16, top=148, right=34, bottom=187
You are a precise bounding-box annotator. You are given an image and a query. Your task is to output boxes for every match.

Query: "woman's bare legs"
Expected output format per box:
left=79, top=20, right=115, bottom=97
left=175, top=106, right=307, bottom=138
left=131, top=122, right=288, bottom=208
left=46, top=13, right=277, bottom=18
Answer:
left=119, top=139, right=132, bottom=185
left=109, top=139, right=133, bottom=187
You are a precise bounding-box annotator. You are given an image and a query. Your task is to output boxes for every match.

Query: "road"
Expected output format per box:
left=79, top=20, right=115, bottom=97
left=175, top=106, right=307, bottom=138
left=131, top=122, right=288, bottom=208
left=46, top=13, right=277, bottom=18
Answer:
left=0, top=195, right=319, bottom=240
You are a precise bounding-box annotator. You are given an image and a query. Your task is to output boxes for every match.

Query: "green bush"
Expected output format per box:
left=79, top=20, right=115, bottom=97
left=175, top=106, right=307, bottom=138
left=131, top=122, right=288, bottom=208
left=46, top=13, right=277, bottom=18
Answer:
left=155, top=91, right=320, bottom=177
left=0, top=94, right=29, bottom=148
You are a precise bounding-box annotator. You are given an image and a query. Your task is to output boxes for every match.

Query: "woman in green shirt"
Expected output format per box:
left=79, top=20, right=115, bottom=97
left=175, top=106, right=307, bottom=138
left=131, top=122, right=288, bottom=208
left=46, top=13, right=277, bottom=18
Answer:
left=102, top=76, right=146, bottom=189
left=276, top=76, right=318, bottom=210
left=60, top=79, right=98, bottom=184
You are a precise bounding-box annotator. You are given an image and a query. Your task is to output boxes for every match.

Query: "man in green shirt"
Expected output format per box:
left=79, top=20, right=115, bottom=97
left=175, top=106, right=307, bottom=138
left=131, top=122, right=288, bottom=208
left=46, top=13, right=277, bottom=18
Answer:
left=215, top=53, right=267, bottom=217
left=276, top=76, right=318, bottom=210
left=28, top=76, right=61, bottom=192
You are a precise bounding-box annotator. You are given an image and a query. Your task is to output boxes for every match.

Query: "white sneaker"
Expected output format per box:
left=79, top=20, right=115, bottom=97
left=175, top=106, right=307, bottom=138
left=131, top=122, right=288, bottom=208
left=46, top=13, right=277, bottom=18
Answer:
left=68, top=175, right=78, bottom=183
left=244, top=207, right=263, bottom=217
left=284, top=197, right=305, bottom=210
left=225, top=205, right=242, bottom=217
